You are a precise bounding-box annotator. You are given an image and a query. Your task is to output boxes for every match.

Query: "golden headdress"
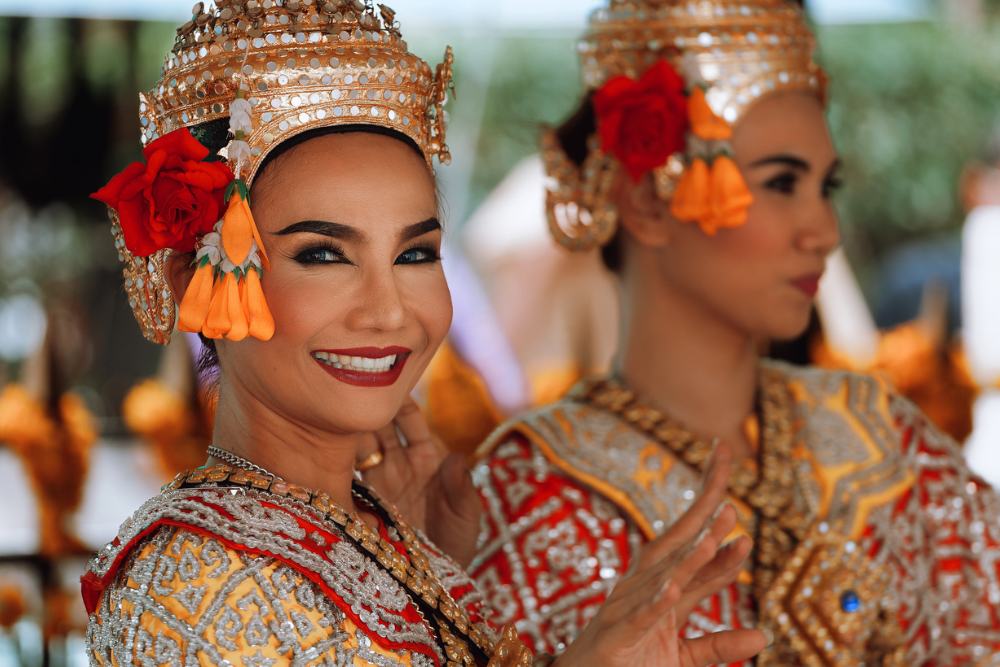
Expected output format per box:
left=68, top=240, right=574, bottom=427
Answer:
left=546, top=0, right=825, bottom=250
left=96, top=0, right=454, bottom=344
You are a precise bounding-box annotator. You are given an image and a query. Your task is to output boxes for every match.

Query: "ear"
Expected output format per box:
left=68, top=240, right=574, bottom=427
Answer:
left=166, top=252, right=197, bottom=305
left=615, top=171, right=674, bottom=249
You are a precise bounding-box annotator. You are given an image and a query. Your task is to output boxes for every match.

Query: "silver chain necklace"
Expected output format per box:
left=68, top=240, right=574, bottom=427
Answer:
left=206, top=445, right=279, bottom=478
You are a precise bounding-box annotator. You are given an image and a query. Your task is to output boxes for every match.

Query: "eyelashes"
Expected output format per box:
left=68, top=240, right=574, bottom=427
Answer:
left=291, top=242, right=441, bottom=266
left=293, top=243, right=350, bottom=265
left=762, top=171, right=844, bottom=198
left=823, top=176, right=844, bottom=198
left=395, top=246, right=441, bottom=265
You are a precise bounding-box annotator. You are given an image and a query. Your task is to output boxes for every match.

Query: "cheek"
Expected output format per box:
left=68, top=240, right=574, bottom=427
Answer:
left=660, top=200, right=794, bottom=309
left=265, top=268, right=349, bottom=343
left=400, top=268, right=452, bottom=351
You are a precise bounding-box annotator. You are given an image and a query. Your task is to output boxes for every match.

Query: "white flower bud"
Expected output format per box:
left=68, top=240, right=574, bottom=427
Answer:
left=229, top=110, right=253, bottom=135
left=228, top=140, right=252, bottom=165
left=229, top=98, right=253, bottom=117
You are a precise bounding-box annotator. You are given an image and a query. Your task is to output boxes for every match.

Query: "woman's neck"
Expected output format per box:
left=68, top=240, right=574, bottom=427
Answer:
left=616, top=269, right=759, bottom=462
left=209, top=380, right=361, bottom=510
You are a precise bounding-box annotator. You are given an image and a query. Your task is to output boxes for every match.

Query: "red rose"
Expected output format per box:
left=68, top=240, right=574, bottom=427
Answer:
left=594, top=60, right=690, bottom=182
left=92, top=129, right=234, bottom=257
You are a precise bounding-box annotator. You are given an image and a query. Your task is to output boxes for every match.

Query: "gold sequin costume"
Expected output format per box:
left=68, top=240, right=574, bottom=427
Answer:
left=472, top=362, right=1000, bottom=664
left=84, top=467, right=534, bottom=666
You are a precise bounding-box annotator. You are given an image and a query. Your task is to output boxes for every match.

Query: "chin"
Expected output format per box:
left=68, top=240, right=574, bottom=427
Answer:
left=317, top=397, right=403, bottom=434
left=762, top=309, right=814, bottom=342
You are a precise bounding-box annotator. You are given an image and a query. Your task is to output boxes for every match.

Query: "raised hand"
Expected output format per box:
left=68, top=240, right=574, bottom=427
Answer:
left=359, top=398, right=481, bottom=567
left=554, top=444, right=766, bottom=667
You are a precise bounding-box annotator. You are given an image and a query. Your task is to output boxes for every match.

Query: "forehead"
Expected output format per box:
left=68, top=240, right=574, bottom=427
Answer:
left=250, top=132, right=437, bottom=233
left=731, top=92, right=834, bottom=161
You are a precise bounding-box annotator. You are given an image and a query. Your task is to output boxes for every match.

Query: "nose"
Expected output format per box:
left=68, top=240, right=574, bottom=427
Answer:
left=343, top=265, right=407, bottom=333
left=796, top=198, right=841, bottom=258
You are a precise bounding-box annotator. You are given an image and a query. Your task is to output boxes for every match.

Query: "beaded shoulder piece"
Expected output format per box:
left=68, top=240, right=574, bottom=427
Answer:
left=82, top=466, right=537, bottom=666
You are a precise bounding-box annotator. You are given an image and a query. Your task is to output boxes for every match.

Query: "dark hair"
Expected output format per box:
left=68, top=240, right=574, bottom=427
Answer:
left=554, top=92, right=625, bottom=273
left=190, top=122, right=426, bottom=370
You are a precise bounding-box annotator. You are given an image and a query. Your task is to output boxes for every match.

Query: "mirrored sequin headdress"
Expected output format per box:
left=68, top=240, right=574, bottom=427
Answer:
left=545, top=0, right=825, bottom=251
left=97, top=0, right=454, bottom=344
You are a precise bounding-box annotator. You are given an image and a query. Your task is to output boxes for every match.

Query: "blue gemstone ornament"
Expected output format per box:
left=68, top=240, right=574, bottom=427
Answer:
left=840, top=590, right=860, bottom=613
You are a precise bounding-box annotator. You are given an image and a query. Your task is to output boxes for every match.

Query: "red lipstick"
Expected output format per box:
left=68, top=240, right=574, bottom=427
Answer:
left=312, top=346, right=412, bottom=388
left=791, top=274, right=823, bottom=298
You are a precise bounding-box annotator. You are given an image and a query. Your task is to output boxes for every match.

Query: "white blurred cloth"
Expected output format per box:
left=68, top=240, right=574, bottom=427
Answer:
left=816, top=248, right=880, bottom=367
left=961, top=205, right=1000, bottom=487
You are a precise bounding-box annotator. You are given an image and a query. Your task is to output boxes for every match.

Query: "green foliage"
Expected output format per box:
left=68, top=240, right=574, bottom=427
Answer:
left=467, top=33, right=581, bottom=213
left=818, top=21, right=1000, bottom=264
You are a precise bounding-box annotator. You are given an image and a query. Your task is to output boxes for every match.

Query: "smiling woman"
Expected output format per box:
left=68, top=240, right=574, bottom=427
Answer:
left=79, top=2, right=767, bottom=666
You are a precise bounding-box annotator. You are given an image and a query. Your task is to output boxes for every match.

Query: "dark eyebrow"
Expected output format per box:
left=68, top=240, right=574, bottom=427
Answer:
left=749, top=154, right=811, bottom=171
left=401, top=218, right=441, bottom=241
left=274, top=220, right=363, bottom=242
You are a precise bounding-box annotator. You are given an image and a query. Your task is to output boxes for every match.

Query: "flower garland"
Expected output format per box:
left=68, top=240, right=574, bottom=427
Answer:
left=93, top=93, right=275, bottom=342
left=592, top=59, right=754, bottom=236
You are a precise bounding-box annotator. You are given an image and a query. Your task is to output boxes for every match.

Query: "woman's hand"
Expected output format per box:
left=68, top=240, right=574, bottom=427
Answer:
left=554, top=444, right=767, bottom=667
left=360, top=398, right=481, bottom=567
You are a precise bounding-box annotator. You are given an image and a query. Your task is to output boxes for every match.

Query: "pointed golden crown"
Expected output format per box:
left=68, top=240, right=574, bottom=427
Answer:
left=579, top=0, right=823, bottom=124
left=139, top=0, right=453, bottom=185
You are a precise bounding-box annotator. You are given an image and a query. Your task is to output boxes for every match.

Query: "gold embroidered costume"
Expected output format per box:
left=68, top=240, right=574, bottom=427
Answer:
left=84, top=466, right=534, bottom=666
left=472, top=362, right=1000, bottom=664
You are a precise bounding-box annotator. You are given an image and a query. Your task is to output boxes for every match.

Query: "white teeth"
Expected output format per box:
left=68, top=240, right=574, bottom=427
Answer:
left=314, top=352, right=400, bottom=373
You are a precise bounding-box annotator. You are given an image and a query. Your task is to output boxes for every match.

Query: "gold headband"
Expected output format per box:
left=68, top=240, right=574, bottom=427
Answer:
left=546, top=0, right=825, bottom=251
left=108, top=0, right=454, bottom=344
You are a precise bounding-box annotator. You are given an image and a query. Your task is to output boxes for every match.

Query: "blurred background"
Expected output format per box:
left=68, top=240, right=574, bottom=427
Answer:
left=1, top=0, right=1000, bottom=664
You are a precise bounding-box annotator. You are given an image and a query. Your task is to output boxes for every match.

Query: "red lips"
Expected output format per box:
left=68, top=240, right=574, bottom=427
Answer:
left=312, top=346, right=412, bottom=388
left=791, top=274, right=823, bottom=298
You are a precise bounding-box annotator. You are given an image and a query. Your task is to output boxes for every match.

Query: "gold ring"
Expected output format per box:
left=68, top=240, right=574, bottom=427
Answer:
left=356, top=449, right=384, bottom=472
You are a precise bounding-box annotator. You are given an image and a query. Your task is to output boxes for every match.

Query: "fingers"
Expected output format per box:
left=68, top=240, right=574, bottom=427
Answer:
left=437, top=454, right=478, bottom=517
left=681, top=629, right=767, bottom=666
left=426, top=453, right=482, bottom=567
left=611, top=500, right=738, bottom=628
left=374, top=422, right=404, bottom=454
left=676, top=536, right=751, bottom=620
left=393, top=398, right=446, bottom=476
left=394, top=398, right=442, bottom=452
left=664, top=502, right=738, bottom=590
left=621, top=578, right=681, bottom=636
left=638, top=443, right=734, bottom=568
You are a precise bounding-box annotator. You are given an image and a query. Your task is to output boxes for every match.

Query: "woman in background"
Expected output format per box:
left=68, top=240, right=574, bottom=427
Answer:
left=471, top=0, right=1000, bottom=663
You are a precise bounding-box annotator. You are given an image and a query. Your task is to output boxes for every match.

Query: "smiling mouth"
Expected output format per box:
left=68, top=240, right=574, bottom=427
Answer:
left=311, top=347, right=411, bottom=387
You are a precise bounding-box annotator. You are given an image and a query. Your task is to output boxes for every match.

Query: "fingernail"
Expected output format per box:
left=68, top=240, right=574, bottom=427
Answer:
left=761, top=626, right=775, bottom=647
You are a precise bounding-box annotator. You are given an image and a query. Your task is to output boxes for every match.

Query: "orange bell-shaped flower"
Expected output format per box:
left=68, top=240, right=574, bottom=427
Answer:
left=689, top=88, right=732, bottom=142
left=220, top=192, right=255, bottom=267
left=703, top=155, right=754, bottom=236
left=224, top=271, right=249, bottom=342
left=203, top=274, right=232, bottom=339
left=177, top=260, right=215, bottom=334
left=245, top=267, right=276, bottom=341
left=670, top=158, right=711, bottom=223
